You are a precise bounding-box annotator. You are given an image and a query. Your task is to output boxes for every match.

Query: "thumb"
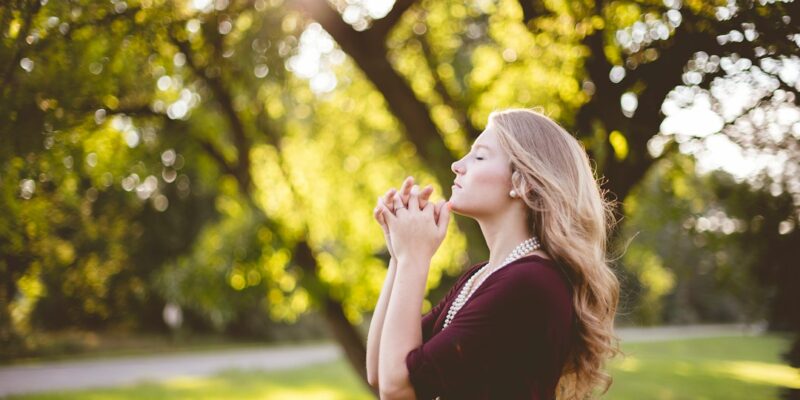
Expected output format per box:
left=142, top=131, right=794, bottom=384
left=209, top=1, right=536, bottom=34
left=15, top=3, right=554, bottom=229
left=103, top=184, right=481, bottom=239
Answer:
left=433, top=199, right=443, bottom=221
left=377, top=201, right=396, bottom=226
left=436, top=200, right=451, bottom=234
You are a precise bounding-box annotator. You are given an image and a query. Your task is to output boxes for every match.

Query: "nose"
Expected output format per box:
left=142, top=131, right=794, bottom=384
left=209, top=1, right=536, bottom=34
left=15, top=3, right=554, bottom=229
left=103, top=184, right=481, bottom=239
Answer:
left=451, top=160, right=461, bottom=176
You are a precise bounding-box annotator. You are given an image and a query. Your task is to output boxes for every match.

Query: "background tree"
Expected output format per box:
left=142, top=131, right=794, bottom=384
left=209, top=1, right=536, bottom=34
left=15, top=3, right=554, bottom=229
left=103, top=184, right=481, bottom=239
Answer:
left=2, top=0, right=797, bottom=395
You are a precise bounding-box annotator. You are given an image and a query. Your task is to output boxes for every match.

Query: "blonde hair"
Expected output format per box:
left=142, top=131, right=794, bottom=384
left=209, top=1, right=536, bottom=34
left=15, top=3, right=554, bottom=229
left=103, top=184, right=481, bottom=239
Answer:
left=490, top=108, right=623, bottom=399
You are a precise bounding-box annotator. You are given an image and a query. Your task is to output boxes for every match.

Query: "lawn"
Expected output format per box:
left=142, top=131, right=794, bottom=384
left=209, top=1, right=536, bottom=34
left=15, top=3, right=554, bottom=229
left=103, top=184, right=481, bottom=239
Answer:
left=603, top=334, right=799, bottom=399
left=11, top=334, right=798, bottom=400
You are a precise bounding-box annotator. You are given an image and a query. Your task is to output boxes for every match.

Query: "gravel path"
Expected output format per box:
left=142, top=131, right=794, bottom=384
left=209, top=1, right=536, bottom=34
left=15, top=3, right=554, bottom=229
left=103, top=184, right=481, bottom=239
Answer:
left=615, top=321, right=768, bottom=342
left=0, top=322, right=769, bottom=397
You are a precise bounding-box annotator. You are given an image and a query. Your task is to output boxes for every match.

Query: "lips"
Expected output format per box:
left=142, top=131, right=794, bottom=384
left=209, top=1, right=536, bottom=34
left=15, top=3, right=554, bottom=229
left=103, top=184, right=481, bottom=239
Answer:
left=453, top=182, right=462, bottom=188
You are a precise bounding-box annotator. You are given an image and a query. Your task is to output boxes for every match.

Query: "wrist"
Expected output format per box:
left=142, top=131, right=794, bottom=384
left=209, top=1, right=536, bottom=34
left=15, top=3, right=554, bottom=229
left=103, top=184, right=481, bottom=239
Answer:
left=397, top=247, right=433, bottom=262
left=396, top=254, right=432, bottom=273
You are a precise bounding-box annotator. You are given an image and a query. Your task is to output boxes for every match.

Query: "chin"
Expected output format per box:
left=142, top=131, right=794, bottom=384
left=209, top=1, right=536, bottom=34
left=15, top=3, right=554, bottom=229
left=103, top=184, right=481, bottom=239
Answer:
left=447, top=198, right=469, bottom=216
left=447, top=198, right=461, bottom=214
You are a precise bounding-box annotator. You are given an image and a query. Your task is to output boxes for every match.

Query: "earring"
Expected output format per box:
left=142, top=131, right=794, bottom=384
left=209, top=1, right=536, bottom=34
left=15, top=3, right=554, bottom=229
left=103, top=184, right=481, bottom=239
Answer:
left=509, top=190, right=517, bottom=198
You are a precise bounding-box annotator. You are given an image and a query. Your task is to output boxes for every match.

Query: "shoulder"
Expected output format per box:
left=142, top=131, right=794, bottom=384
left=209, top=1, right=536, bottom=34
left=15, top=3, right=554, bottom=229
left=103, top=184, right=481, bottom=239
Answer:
left=486, top=255, right=573, bottom=303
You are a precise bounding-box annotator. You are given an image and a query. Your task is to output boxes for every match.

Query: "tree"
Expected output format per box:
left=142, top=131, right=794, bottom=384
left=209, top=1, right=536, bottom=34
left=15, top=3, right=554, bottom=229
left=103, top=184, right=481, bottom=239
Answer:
left=1, top=2, right=468, bottom=392
left=3, top=0, right=798, bottom=393
left=289, top=0, right=799, bottom=390
left=292, top=0, right=798, bottom=230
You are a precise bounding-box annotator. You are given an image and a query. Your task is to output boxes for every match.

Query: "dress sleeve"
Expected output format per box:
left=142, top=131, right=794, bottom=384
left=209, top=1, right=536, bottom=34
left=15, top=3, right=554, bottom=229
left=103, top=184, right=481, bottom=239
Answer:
left=420, top=264, right=485, bottom=342
left=405, top=270, right=545, bottom=399
left=420, top=303, right=442, bottom=343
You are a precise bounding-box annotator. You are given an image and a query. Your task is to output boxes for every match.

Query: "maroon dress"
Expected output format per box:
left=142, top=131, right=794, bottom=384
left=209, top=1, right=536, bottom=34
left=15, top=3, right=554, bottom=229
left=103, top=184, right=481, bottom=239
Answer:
left=405, top=254, right=575, bottom=400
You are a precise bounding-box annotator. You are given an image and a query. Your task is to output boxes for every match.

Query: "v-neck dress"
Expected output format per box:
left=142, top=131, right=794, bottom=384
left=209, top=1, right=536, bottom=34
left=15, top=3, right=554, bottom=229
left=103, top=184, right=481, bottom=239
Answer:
left=404, top=254, right=575, bottom=400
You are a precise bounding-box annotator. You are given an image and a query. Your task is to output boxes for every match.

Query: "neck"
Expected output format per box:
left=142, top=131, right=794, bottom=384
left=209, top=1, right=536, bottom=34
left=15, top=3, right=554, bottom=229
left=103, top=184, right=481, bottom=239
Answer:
left=477, top=209, right=534, bottom=268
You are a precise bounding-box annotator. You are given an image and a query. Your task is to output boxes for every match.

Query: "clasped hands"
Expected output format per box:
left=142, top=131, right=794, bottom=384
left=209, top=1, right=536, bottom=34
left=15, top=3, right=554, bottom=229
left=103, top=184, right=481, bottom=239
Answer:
left=372, top=176, right=451, bottom=265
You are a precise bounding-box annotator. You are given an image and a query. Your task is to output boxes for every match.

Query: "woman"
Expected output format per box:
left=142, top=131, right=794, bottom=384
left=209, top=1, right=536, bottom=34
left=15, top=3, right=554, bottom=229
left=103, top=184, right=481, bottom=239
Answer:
left=367, top=108, right=622, bottom=399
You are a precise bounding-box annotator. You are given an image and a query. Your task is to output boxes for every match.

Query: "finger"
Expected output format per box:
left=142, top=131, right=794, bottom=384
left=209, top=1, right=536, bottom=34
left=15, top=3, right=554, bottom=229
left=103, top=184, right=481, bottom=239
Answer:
left=399, top=177, right=413, bottom=198
left=433, top=200, right=443, bottom=221
left=378, top=212, right=387, bottom=228
left=436, top=200, right=451, bottom=233
left=409, top=184, right=420, bottom=210
left=374, top=198, right=383, bottom=220
left=376, top=204, right=387, bottom=225
left=383, top=188, right=397, bottom=212
left=423, top=200, right=434, bottom=219
left=378, top=196, right=393, bottom=218
left=419, top=185, right=433, bottom=209
left=400, top=176, right=414, bottom=207
left=374, top=203, right=388, bottom=228
left=378, top=201, right=396, bottom=224
left=393, top=192, right=405, bottom=212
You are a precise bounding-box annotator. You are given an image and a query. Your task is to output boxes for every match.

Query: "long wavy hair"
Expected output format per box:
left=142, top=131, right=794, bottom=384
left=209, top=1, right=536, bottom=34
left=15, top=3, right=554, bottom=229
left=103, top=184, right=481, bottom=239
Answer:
left=491, top=108, right=623, bottom=399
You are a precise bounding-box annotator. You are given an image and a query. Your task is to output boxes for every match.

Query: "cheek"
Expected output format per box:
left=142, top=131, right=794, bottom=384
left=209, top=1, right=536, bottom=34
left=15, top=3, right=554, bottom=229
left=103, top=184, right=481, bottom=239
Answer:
left=468, top=165, right=511, bottom=204
left=450, top=164, right=510, bottom=213
left=471, top=164, right=510, bottom=194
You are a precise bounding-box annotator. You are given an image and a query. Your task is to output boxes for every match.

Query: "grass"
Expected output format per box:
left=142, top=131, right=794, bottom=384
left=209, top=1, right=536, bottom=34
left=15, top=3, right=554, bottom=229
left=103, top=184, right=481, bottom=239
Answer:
left=8, top=361, right=374, bottom=400
left=9, top=334, right=799, bottom=399
left=604, top=333, right=799, bottom=400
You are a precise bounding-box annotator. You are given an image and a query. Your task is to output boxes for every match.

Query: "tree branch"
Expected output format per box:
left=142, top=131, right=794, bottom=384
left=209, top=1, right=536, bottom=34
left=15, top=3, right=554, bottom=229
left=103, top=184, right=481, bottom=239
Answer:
left=516, top=0, right=552, bottom=26
left=2, top=0, right=42, bottom=88
left=168, top=30, right=253, bottom=194
left=289, top=0, right=456, bottom=186
left=370, top=0, right=418, bottom=39
left=418, top=29, right=480, bottom=140
left=197, top=137, right=238, bottom=176
left=98, top=103, right=240, bottom=177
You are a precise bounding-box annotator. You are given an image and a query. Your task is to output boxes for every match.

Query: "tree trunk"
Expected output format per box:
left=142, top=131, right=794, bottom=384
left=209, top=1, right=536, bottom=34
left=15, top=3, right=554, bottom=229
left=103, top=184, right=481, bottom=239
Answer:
left=292, top=240, right=379, bottom=397
left=289, top=0, right=491, bottom=264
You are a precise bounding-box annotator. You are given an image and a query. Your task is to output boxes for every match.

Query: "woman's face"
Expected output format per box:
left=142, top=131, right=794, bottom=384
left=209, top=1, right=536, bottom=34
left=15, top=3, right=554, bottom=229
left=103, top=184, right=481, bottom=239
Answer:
left=449, top=121, right=514, bottom=218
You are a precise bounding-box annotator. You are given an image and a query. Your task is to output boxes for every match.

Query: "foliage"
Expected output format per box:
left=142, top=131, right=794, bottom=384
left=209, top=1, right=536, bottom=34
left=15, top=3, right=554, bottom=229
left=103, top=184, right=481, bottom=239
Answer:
left=2, top=0, right=798, bottom=387
left=621, top=153, right=763, bottom=325
left=0, top=0, right=469, bottom=346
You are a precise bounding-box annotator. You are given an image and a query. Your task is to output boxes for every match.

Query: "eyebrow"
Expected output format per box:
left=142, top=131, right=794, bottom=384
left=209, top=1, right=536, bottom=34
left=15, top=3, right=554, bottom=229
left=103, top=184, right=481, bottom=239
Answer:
left=471, top=143, right=491, bottom=151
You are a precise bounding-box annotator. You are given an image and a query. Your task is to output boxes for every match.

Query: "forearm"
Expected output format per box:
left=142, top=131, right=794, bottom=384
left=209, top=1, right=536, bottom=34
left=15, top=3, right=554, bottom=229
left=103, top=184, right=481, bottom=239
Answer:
left=378, top=256, right=429, bottom=399
left=366, top=256, right=398, bottom=387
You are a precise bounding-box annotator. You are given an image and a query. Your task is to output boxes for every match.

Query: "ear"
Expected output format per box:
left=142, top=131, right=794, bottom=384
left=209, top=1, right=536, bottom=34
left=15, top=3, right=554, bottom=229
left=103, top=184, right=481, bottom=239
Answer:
left=511, top=169, right=528, bottom=195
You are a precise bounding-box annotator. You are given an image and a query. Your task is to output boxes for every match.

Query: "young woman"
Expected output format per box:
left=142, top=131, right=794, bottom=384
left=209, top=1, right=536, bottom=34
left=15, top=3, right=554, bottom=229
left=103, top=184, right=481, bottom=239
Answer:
left=367, top=108, right=622, bottom=399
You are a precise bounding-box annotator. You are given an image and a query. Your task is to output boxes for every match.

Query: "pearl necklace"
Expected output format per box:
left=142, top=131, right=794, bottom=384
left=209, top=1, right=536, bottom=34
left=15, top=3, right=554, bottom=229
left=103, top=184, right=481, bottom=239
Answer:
left=442, top=236, right=541, bottom=329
